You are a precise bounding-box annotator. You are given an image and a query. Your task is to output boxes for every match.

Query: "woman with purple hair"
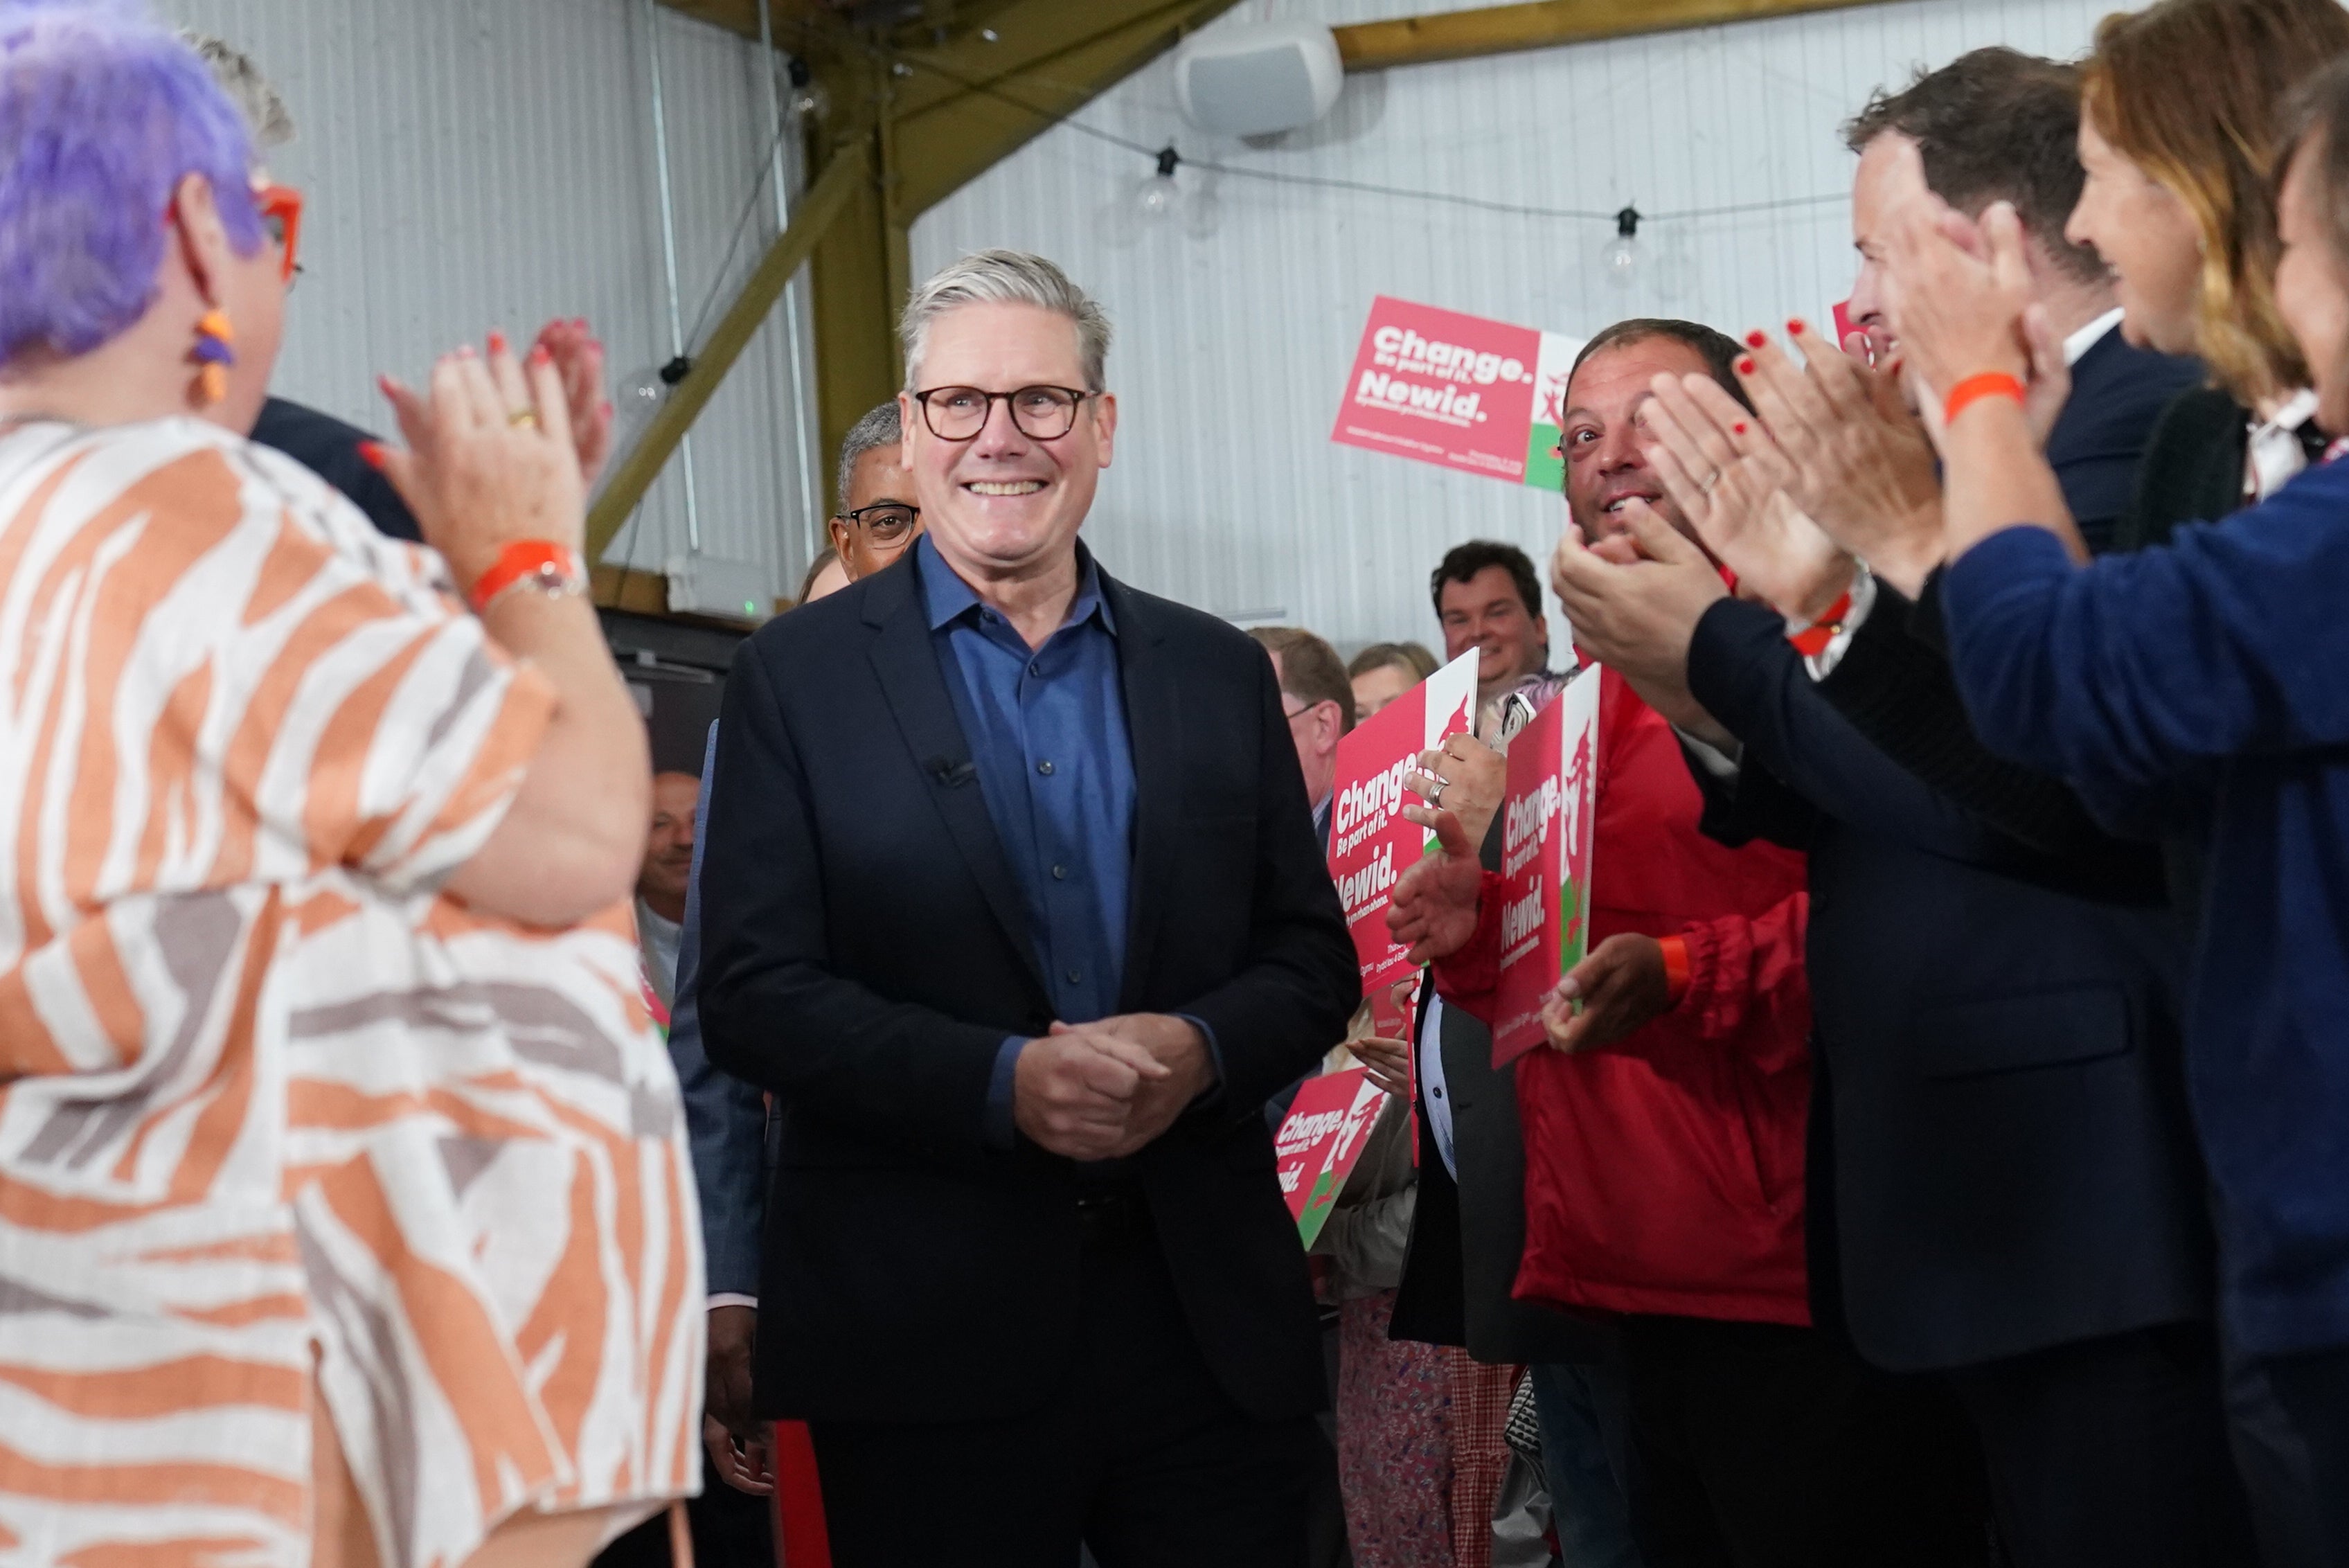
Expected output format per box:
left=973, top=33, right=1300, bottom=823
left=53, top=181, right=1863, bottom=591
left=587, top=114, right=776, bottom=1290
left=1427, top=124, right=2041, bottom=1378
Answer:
left=0, top=5, right=702, bottom=1565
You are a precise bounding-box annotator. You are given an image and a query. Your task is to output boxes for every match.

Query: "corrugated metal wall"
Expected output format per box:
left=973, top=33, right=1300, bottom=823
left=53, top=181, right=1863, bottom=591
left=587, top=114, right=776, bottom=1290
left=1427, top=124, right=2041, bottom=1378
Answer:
left=162, top=0, right=823, bottom=599
left=911, top=0, right=2117, bottom=651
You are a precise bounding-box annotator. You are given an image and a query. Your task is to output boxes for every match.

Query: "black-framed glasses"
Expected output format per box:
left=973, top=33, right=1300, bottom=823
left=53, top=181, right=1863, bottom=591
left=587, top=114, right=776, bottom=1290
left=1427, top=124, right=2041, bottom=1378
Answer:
left=912, top=384, right=1096, bottom=442
left=836, top=501, right=919, bottom=543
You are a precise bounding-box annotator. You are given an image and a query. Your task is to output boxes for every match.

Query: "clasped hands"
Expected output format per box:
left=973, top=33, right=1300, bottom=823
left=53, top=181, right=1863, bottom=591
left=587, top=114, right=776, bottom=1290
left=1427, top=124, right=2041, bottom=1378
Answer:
left=1012, top=1013, right=1213, bottom=1160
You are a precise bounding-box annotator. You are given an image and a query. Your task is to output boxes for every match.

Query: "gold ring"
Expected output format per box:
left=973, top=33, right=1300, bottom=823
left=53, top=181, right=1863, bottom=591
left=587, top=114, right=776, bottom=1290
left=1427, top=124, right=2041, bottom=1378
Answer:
left=508, top=409, right=538, bottom=429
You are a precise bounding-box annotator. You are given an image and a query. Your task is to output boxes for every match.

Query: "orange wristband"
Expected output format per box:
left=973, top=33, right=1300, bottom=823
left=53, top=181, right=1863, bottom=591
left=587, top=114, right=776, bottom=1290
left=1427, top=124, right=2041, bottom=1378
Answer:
left=1942, top=371, right=2026, bottom=427
left=467, top=540, right=584, bottom=613
left=1657, top=936, right=1691, bottom=1006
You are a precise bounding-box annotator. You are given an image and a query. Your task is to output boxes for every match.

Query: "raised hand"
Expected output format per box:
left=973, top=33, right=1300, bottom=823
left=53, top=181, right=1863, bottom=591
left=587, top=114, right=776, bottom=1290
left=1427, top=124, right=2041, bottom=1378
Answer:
left=532, top=317, right=615, bottom=486
left=1639, top=370, right=1852, bottom=621
left=1548, top=503, right=1728, bottom=739
left=1878, top=139, right=2035, bottom=409
left=1539, top=932, right=1672, bottom=1053
left=1406, top=732, right=1507, bottom=848
left=375, top=331, right=585, bottom=592
left=1387, top=804, right=1483, bottom=964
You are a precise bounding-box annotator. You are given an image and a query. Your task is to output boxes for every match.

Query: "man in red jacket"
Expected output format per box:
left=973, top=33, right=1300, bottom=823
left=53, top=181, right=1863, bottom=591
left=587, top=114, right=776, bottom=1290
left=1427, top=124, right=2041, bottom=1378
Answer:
left=1393, top=319, right=1984, bottom=1567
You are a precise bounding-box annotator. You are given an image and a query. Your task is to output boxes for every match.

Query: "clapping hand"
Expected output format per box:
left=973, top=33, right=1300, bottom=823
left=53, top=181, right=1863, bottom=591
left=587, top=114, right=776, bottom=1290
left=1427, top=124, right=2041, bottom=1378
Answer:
left=1353, top=1035, right=1411, bottom=1099
left=1548, top=506, right=1732, bottom=747
left=1387, top=804, right=1483, bottom=965
left=1877, top=139, right=2036, bottom=414
left=1638, top=370, right=1855, bottom=620
left=1406, top=733, right=1507, bottom=848
left=375, top=332, right=584, bottom=592
left=531, top=318, right=615, bottom=487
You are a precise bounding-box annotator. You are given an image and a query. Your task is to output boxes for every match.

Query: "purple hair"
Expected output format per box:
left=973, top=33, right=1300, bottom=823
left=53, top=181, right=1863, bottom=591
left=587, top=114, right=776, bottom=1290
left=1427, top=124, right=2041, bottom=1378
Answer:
left=1, top=0, right=262, bottom=368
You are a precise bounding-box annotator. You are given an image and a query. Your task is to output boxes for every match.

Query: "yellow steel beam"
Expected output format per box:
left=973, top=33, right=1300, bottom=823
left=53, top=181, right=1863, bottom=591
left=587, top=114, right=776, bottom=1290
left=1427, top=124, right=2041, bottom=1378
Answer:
left=586, top=141, right=870, bottom=560
left=1331, top=0, right=1902, bottom=71
left=892, top=0, right=1242, bottom=217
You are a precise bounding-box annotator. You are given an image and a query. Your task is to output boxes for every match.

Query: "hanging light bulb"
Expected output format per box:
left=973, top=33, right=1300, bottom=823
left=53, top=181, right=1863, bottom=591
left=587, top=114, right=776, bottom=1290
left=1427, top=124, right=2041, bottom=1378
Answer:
left=1132, top=145, right=1184, bottom=224
left=787, top=55, right=830, bottom=124
left=1603, top=206, right=1642, bottom=289
left=616, top=356, right=692, bottom=436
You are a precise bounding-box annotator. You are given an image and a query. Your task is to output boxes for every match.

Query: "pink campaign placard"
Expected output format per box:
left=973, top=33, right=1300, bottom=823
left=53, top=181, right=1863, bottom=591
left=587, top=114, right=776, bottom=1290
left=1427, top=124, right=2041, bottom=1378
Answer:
left=1490, top=670, right=1602, bottom=1067
left=1274, top=1068, right=1387, bottom=1246
left=1328, top=650, right=1479, bottom=991
left=1332, top=296, right=1544, bottom=483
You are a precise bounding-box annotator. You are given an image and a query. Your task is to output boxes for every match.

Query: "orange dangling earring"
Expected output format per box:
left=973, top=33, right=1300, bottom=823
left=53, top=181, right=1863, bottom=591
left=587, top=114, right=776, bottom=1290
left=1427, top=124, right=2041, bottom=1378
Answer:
left=191, top=310, right=235, bottom=405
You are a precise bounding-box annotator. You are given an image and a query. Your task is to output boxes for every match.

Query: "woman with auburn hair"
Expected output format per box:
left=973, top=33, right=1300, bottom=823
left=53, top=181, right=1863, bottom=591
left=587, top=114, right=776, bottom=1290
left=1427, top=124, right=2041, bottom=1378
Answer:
left=0, top=7, right=699, bottom=1567
left=1876, top=45, right=2349, bottom=1567
left=2071, top=0, right=2349, bottom=546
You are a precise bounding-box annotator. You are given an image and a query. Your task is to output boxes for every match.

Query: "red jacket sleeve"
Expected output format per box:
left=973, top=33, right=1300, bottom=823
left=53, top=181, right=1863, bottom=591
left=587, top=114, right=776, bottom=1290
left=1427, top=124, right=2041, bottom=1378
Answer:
left=1428, top=869, right=1508, bottom=1026
left=1671, top=889, right=1811, bottom=1076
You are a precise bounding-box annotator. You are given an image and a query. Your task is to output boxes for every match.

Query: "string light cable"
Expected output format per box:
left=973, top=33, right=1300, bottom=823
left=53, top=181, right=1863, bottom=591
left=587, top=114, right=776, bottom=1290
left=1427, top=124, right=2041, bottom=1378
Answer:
left=893, top=52, right=1852, bottom=229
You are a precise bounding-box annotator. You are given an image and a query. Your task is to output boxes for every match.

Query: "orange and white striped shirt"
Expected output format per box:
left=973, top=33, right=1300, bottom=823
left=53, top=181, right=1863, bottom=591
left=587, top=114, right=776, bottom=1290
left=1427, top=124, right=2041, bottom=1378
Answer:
left=0, top=418, right=702, bottom=1567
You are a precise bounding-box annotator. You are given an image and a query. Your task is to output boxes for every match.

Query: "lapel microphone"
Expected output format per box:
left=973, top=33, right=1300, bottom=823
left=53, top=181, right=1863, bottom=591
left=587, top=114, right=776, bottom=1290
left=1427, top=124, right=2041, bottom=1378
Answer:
left=926, top=756, right=979, bottom=789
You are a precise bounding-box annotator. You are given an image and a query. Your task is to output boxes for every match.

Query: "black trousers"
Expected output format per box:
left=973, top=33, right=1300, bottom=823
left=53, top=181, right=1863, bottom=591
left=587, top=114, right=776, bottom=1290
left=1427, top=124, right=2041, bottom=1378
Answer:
left=810, top=1210, right=1324, bottom=1568
left=1947, top=1321, right=2257, bottom=1568
left=1617, top=1314, right=1992, bottom=1568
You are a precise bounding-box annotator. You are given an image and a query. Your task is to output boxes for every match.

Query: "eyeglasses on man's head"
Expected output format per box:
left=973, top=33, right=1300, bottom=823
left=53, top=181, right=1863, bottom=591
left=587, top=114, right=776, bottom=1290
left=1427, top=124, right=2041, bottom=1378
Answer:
left=834, top=501, right=920, bottom=543
left=910, top=384, right=1097, bottom=442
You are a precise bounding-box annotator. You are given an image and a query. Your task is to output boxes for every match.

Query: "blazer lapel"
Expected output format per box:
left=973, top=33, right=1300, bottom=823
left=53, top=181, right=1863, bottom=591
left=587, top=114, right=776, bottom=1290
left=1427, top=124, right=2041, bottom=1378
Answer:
left=863, top=567, right=1050, bottom=999
left=1107, top=573, right=1181, bottom=1013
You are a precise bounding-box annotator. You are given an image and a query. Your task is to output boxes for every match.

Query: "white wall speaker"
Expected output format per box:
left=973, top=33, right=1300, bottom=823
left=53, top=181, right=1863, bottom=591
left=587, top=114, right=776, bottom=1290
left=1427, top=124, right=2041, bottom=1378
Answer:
left=1174, top=21, right=1343, bottom=139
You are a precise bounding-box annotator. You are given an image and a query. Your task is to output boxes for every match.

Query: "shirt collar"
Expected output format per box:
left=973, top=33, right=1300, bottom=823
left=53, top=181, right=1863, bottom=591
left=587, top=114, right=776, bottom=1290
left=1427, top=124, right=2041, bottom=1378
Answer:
left=915, top=532, right=1116, bottom=638
left=2062, top=308, right=2125, bottom=367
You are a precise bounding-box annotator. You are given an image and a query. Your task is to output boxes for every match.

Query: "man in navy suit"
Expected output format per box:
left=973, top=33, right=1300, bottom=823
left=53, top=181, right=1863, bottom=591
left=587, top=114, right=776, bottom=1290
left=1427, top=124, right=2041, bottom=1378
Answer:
left=698, top=251, right=1359, bottom=1567
left=1542, top=51, right=2253, bottom=1568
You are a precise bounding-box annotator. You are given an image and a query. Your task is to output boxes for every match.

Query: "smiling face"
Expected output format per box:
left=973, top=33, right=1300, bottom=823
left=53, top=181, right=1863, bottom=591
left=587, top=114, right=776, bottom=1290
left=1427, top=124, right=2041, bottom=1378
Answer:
left=1437, top=565, right=1548, bottom=691
left=1560, top=335, right=1715, bottom=544
left=896, top=300, right=1116, bottom=585
left=2066, top=116, right=2205, bottom=355
left=2277, top=134, right=2349, bottom=433
left=827, top=443, right=922, bottom=580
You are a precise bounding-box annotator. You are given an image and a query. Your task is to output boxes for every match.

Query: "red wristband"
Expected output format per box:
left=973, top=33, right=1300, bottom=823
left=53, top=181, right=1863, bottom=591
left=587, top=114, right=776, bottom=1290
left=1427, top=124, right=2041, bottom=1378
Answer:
left=467, top=540, right=584, bottom=613
left=1942, top=371, right=2026, bottom=427
left=1657, top=936, right=1691, bottom=1006
left=1787, top=589, right=1853, bottom=658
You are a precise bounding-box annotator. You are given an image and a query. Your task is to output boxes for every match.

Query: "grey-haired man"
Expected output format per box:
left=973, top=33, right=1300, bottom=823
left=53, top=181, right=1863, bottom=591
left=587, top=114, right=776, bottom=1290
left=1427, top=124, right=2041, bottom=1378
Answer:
left=699, top=250, right=1358, bottom=1566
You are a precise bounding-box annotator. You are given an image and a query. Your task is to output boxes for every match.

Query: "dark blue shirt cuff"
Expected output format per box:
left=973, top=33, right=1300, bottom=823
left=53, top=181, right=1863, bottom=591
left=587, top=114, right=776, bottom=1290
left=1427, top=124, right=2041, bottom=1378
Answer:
left=984, top=1035, right=1026, bottom=1151
left=1176, top=1013, right=1226, bottom=1109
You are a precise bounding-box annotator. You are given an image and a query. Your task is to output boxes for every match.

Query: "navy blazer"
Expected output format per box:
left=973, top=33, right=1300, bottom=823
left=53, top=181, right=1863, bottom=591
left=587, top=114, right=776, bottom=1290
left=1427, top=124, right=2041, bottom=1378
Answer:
left=698, top=551, right=1360, bottom=1423
left=666, top=722, right=770, bottom=1301
left=1683, top=330, right=2215, bottom=1372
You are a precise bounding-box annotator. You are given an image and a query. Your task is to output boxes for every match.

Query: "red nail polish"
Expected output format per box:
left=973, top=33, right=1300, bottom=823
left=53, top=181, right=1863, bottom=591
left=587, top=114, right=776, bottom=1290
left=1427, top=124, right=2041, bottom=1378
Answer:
left=1744, top=330, right=1767, bottom=349
left=357, top=440, right=386, bottom=470
left=528, top=345, right=551, bottom=366
left=487, top=331, right=506, bottom=355
left=1738, top=357, right=1756, bottom=375
left=1786, top=317, right=1807, bottom=335
left=1733, top=421, right=1748, bottom=435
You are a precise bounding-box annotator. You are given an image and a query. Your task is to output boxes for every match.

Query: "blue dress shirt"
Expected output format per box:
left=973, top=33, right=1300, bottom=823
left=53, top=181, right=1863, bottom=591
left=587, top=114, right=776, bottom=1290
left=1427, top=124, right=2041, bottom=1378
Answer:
left=916, top=536, right=1142, bottom=1148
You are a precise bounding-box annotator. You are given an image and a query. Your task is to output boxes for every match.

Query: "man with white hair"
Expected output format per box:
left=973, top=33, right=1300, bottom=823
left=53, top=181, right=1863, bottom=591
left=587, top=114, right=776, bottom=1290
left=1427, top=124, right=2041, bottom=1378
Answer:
left=699, top=251, right=1360, bottom=1565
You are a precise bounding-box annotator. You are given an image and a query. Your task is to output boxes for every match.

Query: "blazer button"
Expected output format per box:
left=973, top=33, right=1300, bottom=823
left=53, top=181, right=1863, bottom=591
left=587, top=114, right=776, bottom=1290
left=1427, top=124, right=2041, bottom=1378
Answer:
left=1037, top=760, right=1055, bottom=776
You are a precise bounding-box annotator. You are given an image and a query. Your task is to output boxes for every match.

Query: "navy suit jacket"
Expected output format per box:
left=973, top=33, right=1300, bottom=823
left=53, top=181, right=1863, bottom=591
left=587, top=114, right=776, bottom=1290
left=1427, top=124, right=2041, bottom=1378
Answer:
left=667, top=722, right=770, bottom=1301
left=698, top=552, right=1360, bottom=1423
left=1684, top=330, right=2215, bottom=1371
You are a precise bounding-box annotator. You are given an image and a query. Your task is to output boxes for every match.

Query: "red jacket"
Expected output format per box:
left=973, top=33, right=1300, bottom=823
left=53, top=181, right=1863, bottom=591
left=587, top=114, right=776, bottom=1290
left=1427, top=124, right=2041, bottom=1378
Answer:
left=1438, top=668, right=1813, bottom=1326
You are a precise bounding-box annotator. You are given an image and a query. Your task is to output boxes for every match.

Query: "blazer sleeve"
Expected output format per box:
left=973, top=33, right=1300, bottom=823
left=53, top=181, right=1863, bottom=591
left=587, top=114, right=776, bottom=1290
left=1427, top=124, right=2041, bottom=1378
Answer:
left=699, top=640, right=1015, bottom=1170
left=1175, top=654, right=1365, bottom=1117
left=668, top=722, right=769, bottom=1301
left=1943, top=473, right=2349, bottom=816
left=1686, top=597, right=2085, bottom=871
left=1815, top=580, right=2160, bottom=856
